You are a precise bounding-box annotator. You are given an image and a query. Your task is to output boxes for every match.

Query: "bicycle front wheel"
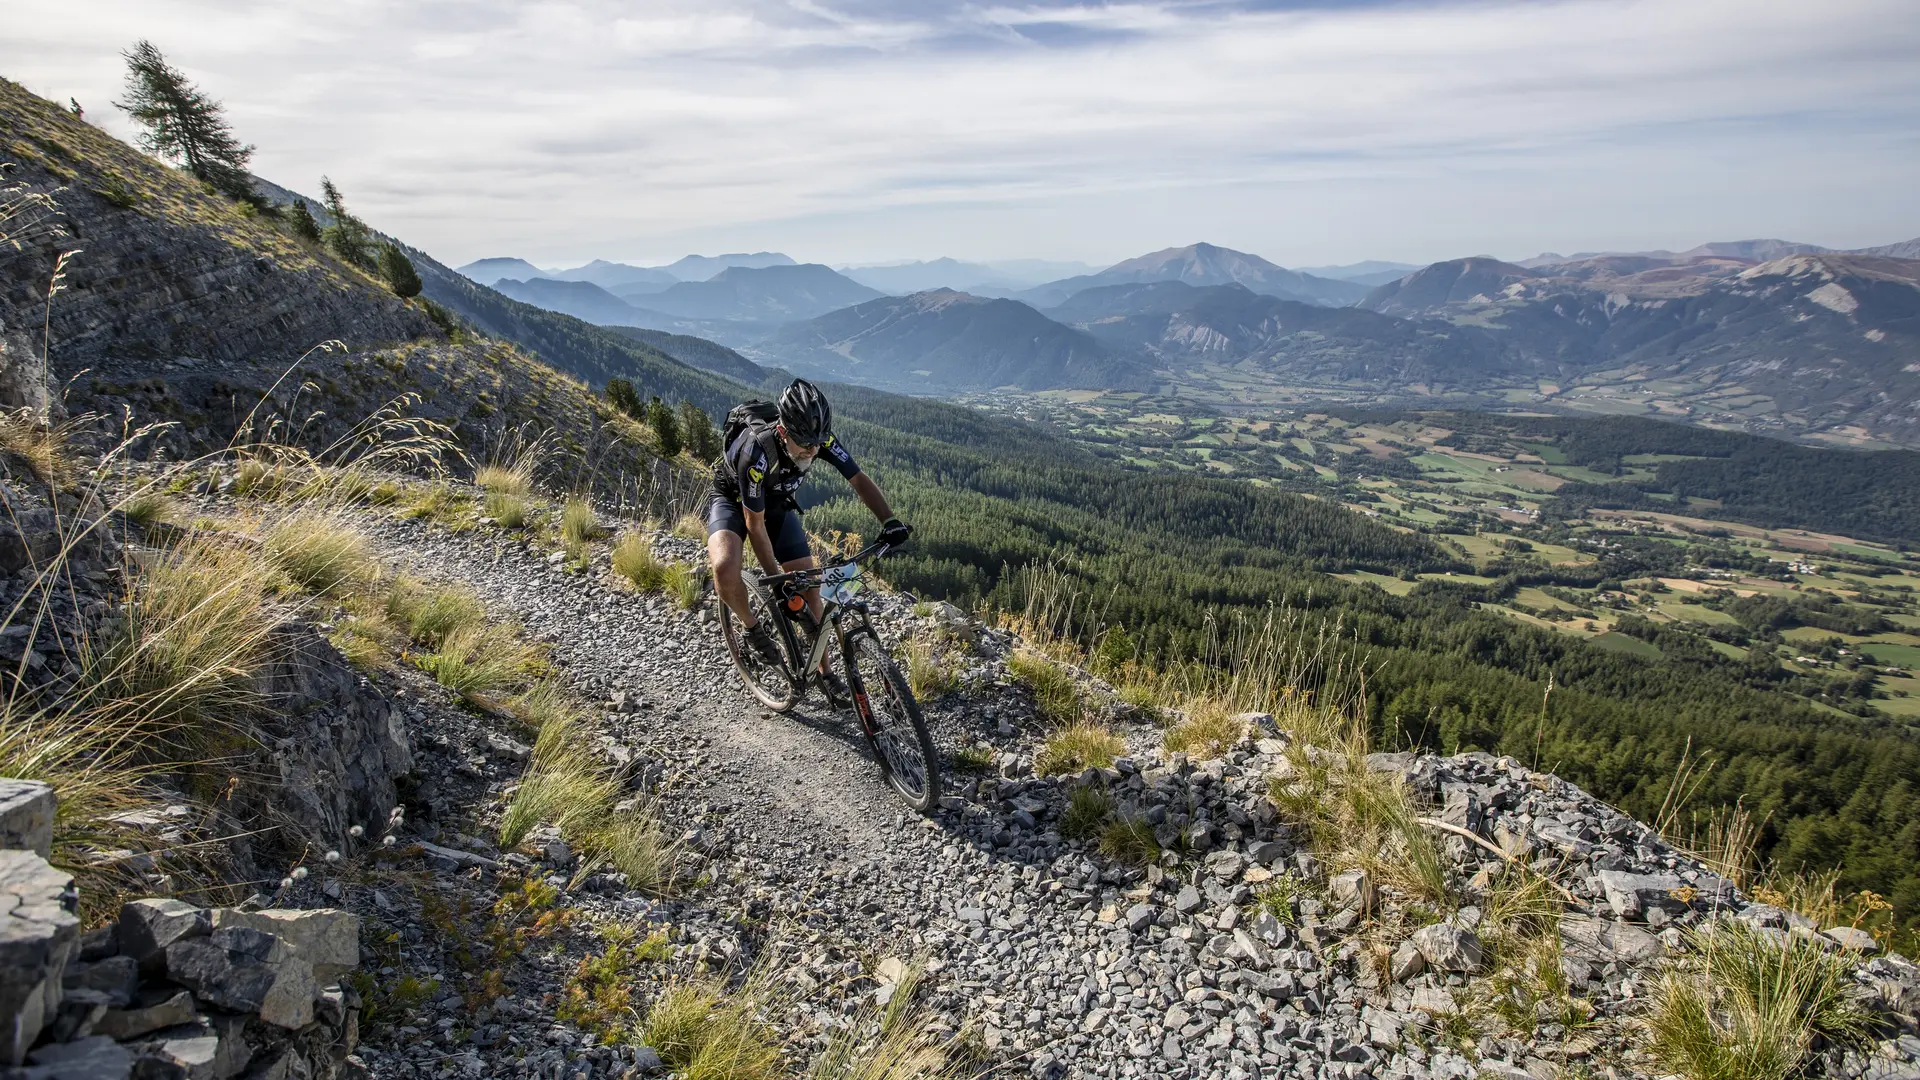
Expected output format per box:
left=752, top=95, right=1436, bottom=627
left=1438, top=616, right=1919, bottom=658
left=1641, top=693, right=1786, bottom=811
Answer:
left=718, top=574, right=802, bottom=712
left=845, top=633, right=940, bottom=813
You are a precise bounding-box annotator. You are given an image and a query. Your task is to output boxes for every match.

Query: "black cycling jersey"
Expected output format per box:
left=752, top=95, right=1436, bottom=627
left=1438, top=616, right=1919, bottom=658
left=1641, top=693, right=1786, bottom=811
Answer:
left=709, top=423, right=860, bottom=514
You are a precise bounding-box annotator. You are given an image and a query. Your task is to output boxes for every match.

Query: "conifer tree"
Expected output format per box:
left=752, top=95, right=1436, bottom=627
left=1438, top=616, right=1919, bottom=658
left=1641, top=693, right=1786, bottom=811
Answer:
left=677, top=401, right=720, bottom=462
left=319, top=177, right=375, bottom=270
left=646, top=396, right=682, bottom=458
left=380, top=244, right=422, bottom=298
left=605, top=378, right=641, bottom=417
left=288, top=200, right=322, bottom=243
left=115, top=40, right=257, bottom=202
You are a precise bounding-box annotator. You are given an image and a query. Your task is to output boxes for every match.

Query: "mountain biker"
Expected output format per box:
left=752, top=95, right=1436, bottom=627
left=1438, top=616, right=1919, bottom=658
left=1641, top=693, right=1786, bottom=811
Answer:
left=705, top=378, right=911, bottom=697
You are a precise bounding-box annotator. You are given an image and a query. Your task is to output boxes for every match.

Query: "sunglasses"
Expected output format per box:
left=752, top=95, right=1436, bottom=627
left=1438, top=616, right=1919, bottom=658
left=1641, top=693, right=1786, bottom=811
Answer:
left=779, top=426, right=825, bottom=451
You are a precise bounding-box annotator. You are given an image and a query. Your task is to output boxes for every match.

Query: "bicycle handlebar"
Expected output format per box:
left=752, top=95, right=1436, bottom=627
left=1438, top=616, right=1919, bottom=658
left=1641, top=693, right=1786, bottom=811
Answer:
left=759, top=541, right=891, bottom=591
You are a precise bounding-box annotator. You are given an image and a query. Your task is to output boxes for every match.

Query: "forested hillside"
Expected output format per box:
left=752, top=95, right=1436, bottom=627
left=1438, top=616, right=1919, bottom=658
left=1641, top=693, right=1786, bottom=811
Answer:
left=800, top=395, right=1920, bottom=928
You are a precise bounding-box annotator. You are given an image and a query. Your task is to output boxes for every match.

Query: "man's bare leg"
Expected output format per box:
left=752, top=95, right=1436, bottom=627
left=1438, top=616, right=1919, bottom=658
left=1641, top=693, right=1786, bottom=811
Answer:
left=707, top=529, right=757, bottom=627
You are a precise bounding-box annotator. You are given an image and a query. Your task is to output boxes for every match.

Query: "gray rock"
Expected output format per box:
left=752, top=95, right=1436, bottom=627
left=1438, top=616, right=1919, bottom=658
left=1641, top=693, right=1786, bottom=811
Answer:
left=164, top=938, right=279, bottom=1014
left=414, top=840, right=498, bottom=871
left=118, top=899, right=211, bottom=975
left=1, top=849, right=80, bottom=1066
left=1440, top=787, right=1482, bottom=835
left=0, top=779, right=56, bottom=857
left=1205, top=851, right=1246, bottom=883
left=1595, top=871, right=1687, bottom=921
left=1824, top=926, right=1880, bottom=954
left=1410, top=985, right=1456, bottom=1014
left=63, top=954, right=138, bottom=1006
left=1174, top=886, right=1204, bottom=915
left=94, top=990, right=198, bottom=1040
left=1389, top=939, right=1426, bottom=982
left=130, top=1022, right=223, bottom=1080
left=1410, top=924, right=1485, bottom=973
left=1559, top=913, right=1665, bottom=964
left=1329, top=868, right=1374, bottom=914
left=632, top=1046, right=665, bottom=1073
left=210, top=907, right=360, bottom=983
left=22, top=1034, right=133, bottom=1078
left=1246, top=840, right=1288, bottom=866
left=1126, top=903, right=1157, bottom=933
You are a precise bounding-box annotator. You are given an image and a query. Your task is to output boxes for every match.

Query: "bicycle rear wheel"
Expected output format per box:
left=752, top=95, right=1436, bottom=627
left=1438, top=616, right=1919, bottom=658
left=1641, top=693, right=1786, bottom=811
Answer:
left=845, top=633, right=940, bottom=812
left=718, top=573, right=802, bottom=712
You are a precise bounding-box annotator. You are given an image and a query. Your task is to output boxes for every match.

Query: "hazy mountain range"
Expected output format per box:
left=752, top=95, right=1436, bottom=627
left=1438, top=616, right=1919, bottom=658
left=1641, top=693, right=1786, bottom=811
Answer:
left=454, top=235, right=1920, bottom=445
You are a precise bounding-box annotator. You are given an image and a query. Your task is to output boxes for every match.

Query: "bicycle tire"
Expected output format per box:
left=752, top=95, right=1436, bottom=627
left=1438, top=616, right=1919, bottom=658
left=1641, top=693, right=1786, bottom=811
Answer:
left=845, top=632, right=941, bottom=813
left=717, top=573, right=802, bottom=712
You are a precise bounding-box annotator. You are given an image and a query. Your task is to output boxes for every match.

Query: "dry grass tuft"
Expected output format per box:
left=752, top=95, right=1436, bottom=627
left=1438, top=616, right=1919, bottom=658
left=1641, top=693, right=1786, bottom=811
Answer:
left=261, top=509, right=375, bottom=596
left=1267, top=709, right=1449, bottom=903
left=483, top=490, right=529, bottom=529
left=1033, top=721, right=1125, bottom=777
left=808, top=960, right=960, bottom=1080
left=499, top=683, right=677, bottom=892
left=1060, top=785, right=1112, bottom=840
left=119, top=490, right=177, bottom=526
left=385, top=577, right=486, bottom=646
left=641, top=973, right=782, bottom=1080
left=1098, top=815, right=1161, bottom=866
left=662, top=562, right=703, bottom=610
left=475, top=461, right=533, bottom=497
left=612, top=533, right=668, bottom=591
left=1645, top=921, right=1873, bottom=1080
left=85, top=534, right=280, bottom=736
left=1161, top=698, right=1245, bottom=761
left=415, top=622, right=546, bottom=697
left=1007, top=649, right=1082, bottom=725
left=905, top=637, right=962, bottom=701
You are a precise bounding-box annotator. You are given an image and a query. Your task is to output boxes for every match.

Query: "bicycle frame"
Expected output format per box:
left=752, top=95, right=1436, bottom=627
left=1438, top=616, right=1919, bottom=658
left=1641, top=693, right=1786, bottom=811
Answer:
left=761, top=542, right=890, bottom=691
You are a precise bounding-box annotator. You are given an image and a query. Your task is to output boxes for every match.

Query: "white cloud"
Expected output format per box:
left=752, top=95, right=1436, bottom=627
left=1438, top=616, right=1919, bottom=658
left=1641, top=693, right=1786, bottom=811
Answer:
left=5, top=0, right=1917, bottom=269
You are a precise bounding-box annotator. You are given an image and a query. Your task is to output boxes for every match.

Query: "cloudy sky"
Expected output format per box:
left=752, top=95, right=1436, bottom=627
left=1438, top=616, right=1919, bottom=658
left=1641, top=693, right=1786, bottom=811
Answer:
left=8, top=0, right=1919, bottom=271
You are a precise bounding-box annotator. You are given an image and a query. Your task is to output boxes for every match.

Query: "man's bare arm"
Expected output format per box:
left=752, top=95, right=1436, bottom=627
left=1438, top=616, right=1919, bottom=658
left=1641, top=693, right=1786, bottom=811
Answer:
left=849, top=473, right=895, bottom=525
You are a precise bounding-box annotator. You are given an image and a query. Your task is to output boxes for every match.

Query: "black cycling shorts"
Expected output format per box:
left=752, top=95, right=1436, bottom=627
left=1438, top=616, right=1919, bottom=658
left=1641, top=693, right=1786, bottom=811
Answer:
left=704, top=493, right=811, bottom=564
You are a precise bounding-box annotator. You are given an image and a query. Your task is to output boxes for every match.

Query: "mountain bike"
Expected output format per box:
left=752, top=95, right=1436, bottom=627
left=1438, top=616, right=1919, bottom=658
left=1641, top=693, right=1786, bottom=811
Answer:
left=717, top=542, right=941, bottom=812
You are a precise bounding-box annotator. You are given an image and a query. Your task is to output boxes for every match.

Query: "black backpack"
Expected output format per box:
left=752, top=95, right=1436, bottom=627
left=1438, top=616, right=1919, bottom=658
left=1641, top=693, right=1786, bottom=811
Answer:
left=721, top=399, right=780, bottom=452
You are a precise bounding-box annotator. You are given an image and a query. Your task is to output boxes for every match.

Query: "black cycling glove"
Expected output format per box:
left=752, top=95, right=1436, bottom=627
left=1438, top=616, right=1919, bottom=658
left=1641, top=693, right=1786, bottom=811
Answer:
left=877, top=517, right=912, bottom=548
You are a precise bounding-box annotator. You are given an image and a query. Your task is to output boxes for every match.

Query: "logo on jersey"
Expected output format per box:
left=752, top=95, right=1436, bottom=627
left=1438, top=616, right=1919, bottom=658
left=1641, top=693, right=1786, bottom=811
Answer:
left=748, top=466, right=764, bottom=483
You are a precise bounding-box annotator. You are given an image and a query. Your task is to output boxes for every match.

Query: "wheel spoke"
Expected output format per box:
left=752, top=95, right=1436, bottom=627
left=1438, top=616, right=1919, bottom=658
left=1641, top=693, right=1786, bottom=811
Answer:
left=851, top=636, right=937, bottom=807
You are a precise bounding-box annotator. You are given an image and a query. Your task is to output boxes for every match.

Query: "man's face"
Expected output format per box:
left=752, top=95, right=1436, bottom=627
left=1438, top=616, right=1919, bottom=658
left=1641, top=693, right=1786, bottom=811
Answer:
left=778, top=425, right=820, bottom=463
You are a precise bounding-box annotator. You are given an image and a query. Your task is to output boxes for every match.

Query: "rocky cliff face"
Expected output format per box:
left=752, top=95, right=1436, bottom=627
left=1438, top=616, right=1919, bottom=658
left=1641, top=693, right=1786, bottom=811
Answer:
left=0, top=80, right=435, bottom=396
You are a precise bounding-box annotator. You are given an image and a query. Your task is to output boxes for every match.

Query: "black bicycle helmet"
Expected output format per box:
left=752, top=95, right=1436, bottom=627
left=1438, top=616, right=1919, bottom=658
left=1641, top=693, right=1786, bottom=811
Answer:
left=777, top=378, right=832, bottom=445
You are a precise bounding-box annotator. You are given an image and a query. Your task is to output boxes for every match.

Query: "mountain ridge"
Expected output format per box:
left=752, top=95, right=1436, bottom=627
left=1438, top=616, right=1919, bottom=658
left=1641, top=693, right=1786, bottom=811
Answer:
left=755, top=288, right=1153, bottom=392
left=1019, top=242, right=1369, bottom=309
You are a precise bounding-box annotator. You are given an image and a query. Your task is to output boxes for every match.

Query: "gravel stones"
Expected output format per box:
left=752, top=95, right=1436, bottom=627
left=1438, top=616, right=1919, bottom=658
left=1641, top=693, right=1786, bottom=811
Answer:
left=1174, top=886, right=1204, bottom=915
